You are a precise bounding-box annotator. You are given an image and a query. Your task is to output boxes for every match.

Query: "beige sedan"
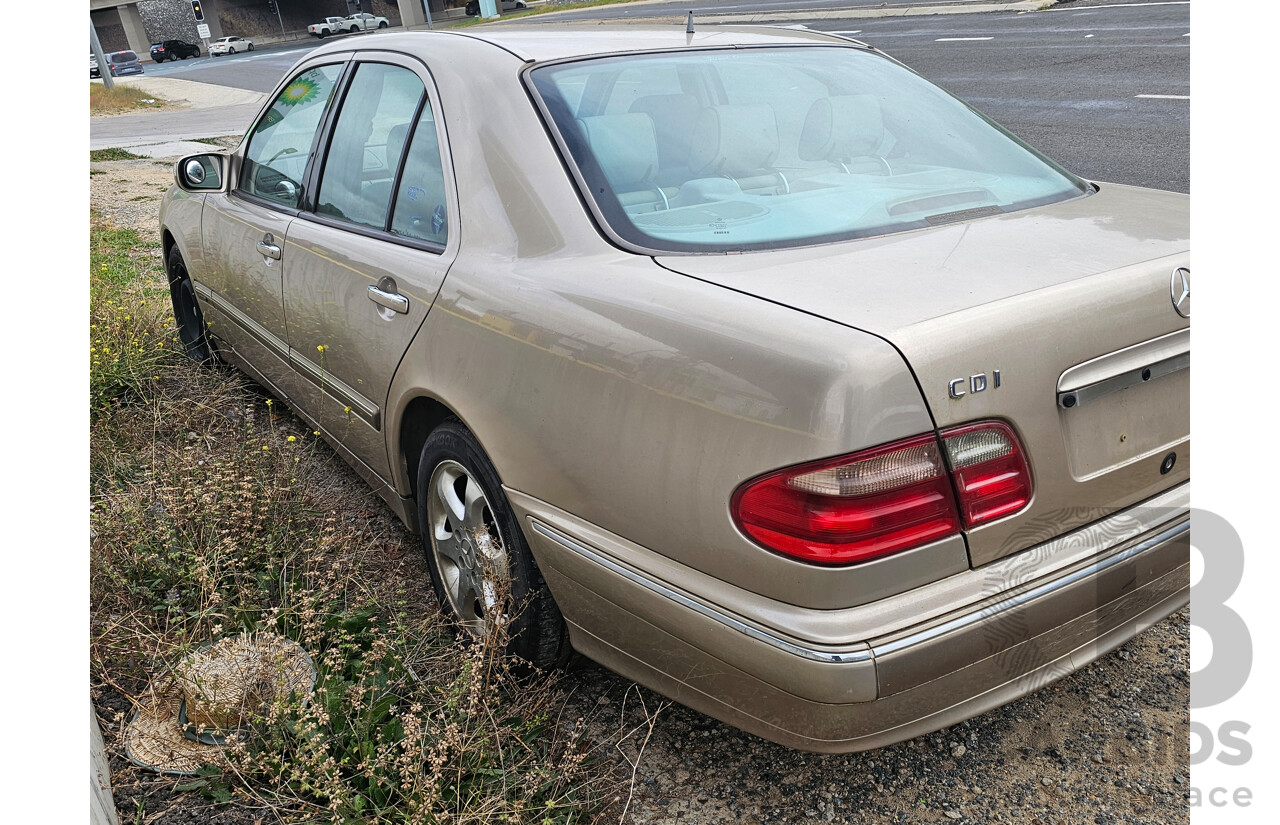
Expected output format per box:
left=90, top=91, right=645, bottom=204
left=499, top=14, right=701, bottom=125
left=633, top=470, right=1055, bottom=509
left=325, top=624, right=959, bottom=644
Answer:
left=160, top=26, right=1189, bottom=753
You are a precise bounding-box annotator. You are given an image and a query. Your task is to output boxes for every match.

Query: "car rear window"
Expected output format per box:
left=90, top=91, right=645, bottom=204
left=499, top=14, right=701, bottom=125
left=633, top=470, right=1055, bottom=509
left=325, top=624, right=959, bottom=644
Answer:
left=528, top=46, right=1090, bottom=253
left=111, top=51, right=137, bottom=63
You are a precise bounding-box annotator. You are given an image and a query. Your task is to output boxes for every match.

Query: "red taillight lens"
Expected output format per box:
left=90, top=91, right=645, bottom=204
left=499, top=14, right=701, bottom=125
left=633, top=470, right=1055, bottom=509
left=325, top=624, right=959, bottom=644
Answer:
left=731, top=434, right=963, bottom=565
left=731, top=422, right=1032, bottom=566
left=940, top=420, right=1032, bottom=528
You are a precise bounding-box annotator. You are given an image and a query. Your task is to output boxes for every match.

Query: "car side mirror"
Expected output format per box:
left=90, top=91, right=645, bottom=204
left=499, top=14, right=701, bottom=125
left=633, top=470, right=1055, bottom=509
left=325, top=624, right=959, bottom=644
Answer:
left=175, top=153, right=227, bottom=192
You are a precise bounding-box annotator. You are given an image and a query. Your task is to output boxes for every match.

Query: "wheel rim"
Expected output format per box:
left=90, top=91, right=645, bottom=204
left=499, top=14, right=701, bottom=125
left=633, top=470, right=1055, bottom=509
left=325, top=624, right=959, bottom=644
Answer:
left=426, top=459, right=509, bottom=635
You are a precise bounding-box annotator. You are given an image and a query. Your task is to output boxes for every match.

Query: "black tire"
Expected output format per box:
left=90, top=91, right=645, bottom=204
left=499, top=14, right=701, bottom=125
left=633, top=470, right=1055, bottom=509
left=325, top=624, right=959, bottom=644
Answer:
left=378, top=20, right=388, bottom=28
left=247, top=43, right=254, bottom=51
left=166, top=246, right=217, bottom=364
left=228, top=47, right=236, bottom=54
left=317, top=30, right=328, bottom=38
left=417, top=420, right=570, bottom=669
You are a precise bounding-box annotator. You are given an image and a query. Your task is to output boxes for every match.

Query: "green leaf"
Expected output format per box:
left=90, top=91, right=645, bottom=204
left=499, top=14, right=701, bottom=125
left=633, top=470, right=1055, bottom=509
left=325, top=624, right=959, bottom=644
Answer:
left=173, top=779, right=207, bottom=792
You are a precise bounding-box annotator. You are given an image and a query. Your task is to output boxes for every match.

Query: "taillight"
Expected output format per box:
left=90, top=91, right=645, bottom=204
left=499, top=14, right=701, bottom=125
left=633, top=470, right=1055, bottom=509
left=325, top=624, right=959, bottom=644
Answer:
left=731, top=421, right=1032, bottom=566
left=731, top=434, right=962, bottom=565
left=940, top=420, right=1032, bottom=528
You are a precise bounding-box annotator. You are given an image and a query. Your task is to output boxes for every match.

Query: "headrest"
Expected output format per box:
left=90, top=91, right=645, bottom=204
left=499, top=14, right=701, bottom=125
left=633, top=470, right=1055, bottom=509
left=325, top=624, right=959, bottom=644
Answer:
left=629, top=94, right=701, bottom=164
left=577, top=113, right=659, bottom=190
left=386, top=122, right=411, bottom=166
left=797, top=95, right=884, bottom=162
left=687, top=105, right=779, bottom=178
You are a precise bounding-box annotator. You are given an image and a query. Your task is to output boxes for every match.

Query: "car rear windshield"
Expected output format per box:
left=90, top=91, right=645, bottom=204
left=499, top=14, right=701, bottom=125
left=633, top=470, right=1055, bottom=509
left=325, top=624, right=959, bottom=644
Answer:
left=528, top=47, right=1090, bottom=253
left=111, top=51, right=137, bottom=63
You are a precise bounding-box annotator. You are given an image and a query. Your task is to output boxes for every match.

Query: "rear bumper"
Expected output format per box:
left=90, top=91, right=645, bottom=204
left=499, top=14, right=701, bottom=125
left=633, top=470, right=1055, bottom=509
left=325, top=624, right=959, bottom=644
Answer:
left=511, top=483, right=1189, bottom=752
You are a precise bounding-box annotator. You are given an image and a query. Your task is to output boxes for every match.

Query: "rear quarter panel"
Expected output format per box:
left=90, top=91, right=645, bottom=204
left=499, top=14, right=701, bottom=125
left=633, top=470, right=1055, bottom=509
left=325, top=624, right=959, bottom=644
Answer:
left=385, top=37, right=956, bottom=608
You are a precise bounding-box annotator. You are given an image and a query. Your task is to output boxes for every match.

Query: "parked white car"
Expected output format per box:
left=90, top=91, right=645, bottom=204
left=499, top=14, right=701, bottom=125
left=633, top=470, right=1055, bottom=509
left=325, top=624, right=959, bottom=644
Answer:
left=209, top=36, right=254, bottom=56
left=345, top=12, right=390, bottom=31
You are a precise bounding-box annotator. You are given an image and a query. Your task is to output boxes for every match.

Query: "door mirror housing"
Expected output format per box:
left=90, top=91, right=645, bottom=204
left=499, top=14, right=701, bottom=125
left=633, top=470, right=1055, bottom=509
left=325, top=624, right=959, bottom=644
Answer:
left=175, top=153, right=227, bottom=192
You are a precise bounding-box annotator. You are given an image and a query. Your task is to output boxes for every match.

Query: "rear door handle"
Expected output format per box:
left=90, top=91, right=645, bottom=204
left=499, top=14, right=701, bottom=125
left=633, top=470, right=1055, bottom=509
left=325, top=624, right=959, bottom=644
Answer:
left=257, top=240, right=282, bottom=260
left=368, top=285, right=409, bottom=314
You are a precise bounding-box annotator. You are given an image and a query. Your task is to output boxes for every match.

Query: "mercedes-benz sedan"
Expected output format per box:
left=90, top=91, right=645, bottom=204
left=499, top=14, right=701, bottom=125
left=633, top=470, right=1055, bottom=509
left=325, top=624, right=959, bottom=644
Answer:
left=159, top=26, right=1190, bottom=752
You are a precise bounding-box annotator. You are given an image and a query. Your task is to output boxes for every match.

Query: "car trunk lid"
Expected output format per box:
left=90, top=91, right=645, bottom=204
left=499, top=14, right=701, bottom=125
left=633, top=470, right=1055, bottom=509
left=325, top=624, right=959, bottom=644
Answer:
left=656, top=183, right=1190, bottom=566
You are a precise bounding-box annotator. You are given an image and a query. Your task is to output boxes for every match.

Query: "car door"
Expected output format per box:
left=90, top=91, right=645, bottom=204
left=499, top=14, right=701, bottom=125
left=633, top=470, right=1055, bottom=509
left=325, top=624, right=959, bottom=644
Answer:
left=197, top=61, right=345, bottom=391
left=281, top=54, right=458, bottom=484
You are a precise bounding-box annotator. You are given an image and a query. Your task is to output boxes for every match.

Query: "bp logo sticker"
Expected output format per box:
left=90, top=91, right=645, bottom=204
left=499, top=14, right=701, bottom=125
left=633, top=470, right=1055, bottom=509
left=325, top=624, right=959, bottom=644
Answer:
left=280, top=76, right=320, bottom=107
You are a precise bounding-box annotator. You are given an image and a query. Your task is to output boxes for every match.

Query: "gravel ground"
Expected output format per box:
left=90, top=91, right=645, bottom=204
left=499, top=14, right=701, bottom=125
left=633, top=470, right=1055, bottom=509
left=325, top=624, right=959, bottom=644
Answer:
left=90, top=156, right=1189, bottom=825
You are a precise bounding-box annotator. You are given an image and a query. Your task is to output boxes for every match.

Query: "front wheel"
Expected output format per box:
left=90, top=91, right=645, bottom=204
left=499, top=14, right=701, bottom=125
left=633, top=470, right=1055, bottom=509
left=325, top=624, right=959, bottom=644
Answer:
left=247, top=43, right=253, bottom=51
left=378, top=20, right=388, bottom=28
left=417, top=421, right=570, bottom=668
left=166, top=246, right=217, bottom=364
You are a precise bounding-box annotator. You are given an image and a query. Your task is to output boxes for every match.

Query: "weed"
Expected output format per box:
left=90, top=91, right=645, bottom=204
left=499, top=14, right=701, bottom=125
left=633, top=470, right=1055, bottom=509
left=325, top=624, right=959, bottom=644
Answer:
left=90, top=218, right=623, bottom=822
left=92, top=147, right=144, bottom=162
left=91, top=83, right=166, bottom=116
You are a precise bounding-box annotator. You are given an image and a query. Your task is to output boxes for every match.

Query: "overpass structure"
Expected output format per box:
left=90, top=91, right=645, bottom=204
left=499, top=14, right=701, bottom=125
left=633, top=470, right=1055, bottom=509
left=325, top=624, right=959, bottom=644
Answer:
left=90, top=0, right=448, bottom=60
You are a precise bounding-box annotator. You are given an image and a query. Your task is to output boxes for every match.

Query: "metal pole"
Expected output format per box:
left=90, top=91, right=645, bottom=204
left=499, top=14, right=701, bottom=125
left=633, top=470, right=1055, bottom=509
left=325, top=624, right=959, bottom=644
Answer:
left=275, top=1, right=285, bottom=37
left=424, top=0, right=434, bottom=30
left=90, top=16, right=113, bottom=90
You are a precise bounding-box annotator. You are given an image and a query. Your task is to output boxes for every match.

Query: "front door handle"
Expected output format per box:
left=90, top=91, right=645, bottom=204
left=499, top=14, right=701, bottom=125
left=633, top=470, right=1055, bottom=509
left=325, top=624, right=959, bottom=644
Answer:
left=368, top=284, right=409, bottom=314
left=257, top=239, right=282, bottom=260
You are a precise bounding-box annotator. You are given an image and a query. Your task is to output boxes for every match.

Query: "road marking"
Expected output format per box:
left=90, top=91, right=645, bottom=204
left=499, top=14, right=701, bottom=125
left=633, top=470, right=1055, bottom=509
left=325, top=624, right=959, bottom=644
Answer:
left=935, top=37, right=994, bottom=42
left=1085, top=34, right=1095, bottom=38
left=1135, top=94, right=1189, bottom=99
left=832, top=30, right=862, bottom=35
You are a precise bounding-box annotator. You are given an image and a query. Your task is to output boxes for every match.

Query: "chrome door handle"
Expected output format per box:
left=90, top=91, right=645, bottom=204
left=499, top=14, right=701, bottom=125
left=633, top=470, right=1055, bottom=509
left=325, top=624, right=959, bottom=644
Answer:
left=257, top=240, right=282, bottom=260
left=368, top=285, right=409, bottom=314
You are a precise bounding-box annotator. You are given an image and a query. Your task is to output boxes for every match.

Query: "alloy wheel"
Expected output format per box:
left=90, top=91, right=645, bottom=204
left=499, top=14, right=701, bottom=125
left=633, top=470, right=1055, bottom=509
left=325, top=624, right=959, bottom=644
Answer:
left=426, top=459, right=509, bottom=635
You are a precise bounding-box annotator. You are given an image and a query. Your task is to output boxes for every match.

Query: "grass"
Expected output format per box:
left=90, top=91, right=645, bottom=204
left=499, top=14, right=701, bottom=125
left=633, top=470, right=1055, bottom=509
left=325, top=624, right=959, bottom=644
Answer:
left=91, top=147, right=144, bottom=162
left=89, top=219, right=623, bottom=822
left=91, top=82, right=166, bottom=116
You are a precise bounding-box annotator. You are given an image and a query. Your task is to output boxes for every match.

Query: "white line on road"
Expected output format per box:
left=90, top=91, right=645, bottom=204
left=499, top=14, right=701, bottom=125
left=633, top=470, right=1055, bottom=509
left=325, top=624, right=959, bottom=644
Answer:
left=832, top=30, right=862, bottom=35
left=1135, top=94, right=1190, bottom=100
left=935, top=37, right=994, bottom=42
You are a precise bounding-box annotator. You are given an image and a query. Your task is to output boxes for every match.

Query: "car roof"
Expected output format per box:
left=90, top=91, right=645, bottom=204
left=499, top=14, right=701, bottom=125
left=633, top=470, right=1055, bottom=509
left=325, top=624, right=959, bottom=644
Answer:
left=307, top=24, right=865, bottom=64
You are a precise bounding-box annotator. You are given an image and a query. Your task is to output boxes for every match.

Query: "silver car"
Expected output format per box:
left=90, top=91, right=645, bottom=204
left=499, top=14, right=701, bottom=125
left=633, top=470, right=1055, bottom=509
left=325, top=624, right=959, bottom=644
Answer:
left=160, top=26, right=1189, bottom=753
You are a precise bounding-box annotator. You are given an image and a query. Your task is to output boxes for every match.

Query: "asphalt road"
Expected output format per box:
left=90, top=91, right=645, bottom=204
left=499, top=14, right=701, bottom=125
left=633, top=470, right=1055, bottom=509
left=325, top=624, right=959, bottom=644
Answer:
left=112, top=0, right=1188, bottom=192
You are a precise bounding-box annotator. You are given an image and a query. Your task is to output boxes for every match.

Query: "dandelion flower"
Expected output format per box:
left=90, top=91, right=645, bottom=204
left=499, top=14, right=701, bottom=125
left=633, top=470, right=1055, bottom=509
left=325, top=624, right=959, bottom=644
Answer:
left=287, top=435, right=296, bottom=442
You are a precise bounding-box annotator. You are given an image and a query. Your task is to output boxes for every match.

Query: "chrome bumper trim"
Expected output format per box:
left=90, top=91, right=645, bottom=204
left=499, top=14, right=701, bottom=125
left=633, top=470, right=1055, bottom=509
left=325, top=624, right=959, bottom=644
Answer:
left=530, top=520, right=874, bottom=665
left=872, top=518, right=1189, bottom=657
left=531, top=513, right=1188, bottom=667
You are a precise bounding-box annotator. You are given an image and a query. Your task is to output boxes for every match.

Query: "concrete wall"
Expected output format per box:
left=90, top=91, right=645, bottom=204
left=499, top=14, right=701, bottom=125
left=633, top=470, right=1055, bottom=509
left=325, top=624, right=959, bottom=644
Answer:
left=92, top=0, right=458, bottom=52
left=90, top=8, right=128, bottom=53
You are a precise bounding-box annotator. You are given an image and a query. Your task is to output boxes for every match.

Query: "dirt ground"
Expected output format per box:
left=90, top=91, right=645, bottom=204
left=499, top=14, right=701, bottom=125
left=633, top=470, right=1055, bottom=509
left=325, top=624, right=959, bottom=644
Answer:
left=90, top=155, right=1189, bottom=825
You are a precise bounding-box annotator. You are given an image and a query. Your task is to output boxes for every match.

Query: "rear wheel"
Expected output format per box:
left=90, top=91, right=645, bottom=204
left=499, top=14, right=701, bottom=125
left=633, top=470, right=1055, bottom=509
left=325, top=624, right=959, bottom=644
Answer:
left=417, top=420, right=570, bottom=669
left=228, top=47, right=236, bottom=54
left=166, top=246, right=217, bottom=364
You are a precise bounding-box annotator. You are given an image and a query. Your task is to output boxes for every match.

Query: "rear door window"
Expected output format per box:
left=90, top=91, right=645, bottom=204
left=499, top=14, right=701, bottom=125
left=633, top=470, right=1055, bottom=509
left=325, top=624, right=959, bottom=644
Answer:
left=388, top=104, right=449, bottom=245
